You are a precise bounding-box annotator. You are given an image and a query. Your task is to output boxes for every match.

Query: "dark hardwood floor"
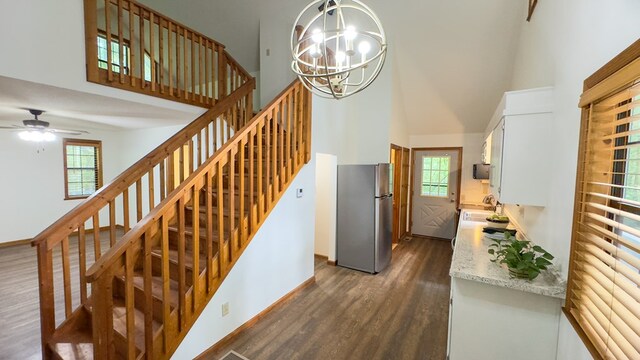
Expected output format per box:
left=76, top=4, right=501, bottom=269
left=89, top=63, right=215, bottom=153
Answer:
left=0, top=235, right=451, bottom=360
left=200, top=237, right=453, bottom=360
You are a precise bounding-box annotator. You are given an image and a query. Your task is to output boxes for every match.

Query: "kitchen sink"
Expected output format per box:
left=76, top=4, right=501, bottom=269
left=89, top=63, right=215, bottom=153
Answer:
left=462, top=211, right=490, bottom=222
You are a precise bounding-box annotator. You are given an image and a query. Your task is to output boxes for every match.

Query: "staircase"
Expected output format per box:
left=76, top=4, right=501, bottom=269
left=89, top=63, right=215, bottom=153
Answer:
left=32, top=1, right=312, bottom=359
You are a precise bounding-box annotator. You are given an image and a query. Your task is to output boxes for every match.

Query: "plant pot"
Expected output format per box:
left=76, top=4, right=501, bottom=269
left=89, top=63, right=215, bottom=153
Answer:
left=486, top=218, right=509, bottom=229
left=508, top=268, right=532, bottom=279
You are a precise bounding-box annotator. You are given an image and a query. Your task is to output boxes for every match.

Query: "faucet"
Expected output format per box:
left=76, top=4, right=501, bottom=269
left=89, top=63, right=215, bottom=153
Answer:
left=482, top=194, right=497, bottom=212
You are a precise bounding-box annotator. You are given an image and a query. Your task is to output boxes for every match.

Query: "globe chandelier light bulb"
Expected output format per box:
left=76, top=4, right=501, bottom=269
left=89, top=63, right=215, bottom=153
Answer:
left=291, top=0, right=387, bottom=99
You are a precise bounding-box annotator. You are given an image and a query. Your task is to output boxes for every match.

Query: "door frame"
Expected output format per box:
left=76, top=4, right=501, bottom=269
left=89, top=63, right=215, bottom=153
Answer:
left=390, top=144, right=404, bottom=243
left=409, top=147, right=463, bottom=238
left=400, top=147, right=410, bottom=240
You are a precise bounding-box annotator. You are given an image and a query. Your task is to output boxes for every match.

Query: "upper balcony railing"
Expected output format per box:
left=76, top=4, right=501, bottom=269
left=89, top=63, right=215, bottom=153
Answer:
left=84, top=0, right=252, bottom=108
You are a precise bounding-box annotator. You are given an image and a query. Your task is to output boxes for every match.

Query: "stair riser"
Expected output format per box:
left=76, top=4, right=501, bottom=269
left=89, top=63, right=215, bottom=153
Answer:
left=151, top=253, right=195, bottom=287
left=113, top=277, right=169, bottom=324
left=184, top=209, right=240, bottom=230
left=168, top=229, right=211, bottom=254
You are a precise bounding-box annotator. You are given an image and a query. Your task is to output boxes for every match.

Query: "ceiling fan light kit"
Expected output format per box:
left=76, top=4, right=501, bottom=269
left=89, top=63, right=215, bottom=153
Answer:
left=19, top=130, right=56, bottom=142
left=291, top=0, right=387, bottom=100
left=0, top=109, right=89, bottom=142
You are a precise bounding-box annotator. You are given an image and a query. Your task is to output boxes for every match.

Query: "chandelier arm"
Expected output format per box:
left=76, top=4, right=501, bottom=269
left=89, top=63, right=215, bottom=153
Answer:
left=320, top=0, right=339, bottom=100
left=291, top=0, right=387, bottom=99
left=352, top=0, right=386, bottom=40
left=290, top=1, right=324, bottom=60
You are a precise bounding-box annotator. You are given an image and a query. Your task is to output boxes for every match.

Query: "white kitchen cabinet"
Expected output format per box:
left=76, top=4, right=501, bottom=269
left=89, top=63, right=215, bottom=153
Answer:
left=447, top=211, right=565, bottom=360
left=486, top=87, right=553, bottom=207
left=448, top=277, right=562, bottom=360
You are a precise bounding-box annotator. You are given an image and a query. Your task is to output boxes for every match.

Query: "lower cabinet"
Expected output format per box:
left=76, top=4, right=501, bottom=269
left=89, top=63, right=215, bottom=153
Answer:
left=447, top=277, right=562, bottom=360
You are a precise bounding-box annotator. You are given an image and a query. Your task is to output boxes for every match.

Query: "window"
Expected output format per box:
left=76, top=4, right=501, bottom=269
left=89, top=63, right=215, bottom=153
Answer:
left=566, top=44, right=640, bottom=360
left=97, top=34, right=130, bottom=75
left=420, top=156, right=450, bottom=197
left=97, top=33, right=154, bottom=82
left=63, top=139, right=103, bottom=200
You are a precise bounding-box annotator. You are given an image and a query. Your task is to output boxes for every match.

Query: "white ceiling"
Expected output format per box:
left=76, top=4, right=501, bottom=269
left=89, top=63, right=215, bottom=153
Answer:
left=0, top=1, right=526, bottom=137
left=141, top=0, right=527, bottom=136
left=0, top=76, right=202, bottom=132
left=386, top=0, right=526, bottom=134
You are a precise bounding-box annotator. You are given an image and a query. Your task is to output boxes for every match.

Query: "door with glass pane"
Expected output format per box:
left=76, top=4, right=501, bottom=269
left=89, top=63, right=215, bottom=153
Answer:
left=411, top=149, right=461, bottom=239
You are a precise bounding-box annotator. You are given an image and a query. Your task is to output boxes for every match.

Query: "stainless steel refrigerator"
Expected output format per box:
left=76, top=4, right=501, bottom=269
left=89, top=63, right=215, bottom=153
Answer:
left=337, top=163, right=392, bottom=273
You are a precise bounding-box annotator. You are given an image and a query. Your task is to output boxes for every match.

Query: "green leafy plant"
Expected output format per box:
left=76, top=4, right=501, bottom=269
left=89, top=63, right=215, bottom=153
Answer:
left=487, top=232, right=554, bottom=280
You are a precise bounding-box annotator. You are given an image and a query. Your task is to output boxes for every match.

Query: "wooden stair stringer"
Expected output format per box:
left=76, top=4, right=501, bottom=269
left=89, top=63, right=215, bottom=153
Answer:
left=159, top=161, right=308, bottom=357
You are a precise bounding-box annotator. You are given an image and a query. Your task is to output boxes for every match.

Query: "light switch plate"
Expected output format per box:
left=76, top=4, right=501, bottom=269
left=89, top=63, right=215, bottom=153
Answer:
left=222, top=302, right=229, bottom=317
left=296, top=188, right=303, bottom=198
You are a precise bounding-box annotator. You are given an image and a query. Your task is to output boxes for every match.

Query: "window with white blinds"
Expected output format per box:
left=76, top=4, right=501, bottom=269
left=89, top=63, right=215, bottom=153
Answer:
left=568, top=75, right=640, bottom=359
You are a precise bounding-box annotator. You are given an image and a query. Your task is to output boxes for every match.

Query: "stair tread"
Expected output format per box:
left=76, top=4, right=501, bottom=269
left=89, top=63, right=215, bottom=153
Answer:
left=168, top=224, right=219, bottom=240
left=185, top=204, right=249, bottom=216
left=151, top=247, right=208, bottom=272
left=112, top=297, right=161, bottom=354
left=121, top=273, right=180, bottom=307
left=49, top=322, right=98, bottom=360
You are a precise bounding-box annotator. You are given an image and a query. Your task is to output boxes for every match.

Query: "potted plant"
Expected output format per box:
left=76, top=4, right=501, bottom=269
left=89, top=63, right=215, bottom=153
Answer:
left=487, top=232, right=554, bottom=280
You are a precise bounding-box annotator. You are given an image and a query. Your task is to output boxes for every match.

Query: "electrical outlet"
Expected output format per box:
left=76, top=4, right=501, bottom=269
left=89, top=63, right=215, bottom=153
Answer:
left=222, top=302, right=229, bottom=317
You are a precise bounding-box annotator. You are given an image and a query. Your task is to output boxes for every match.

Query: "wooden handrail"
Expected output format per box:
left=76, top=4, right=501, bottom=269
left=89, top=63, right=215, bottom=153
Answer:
left=104, top=0, right=225, bottom=49
left=31, top=79, right=253, bottom=248
left=84, top=0, right=253, bottom=108
left=33, top=78, right=254, bottom=360
left=86, top=80, right=311, bottom=358
left=86, top=79, right=300, bottom=281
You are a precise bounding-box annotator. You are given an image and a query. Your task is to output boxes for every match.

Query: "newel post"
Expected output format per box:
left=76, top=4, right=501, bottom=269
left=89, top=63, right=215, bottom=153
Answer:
left=36, top=243, right=55, bottom=360
left=83, top=0, right=99, bottom=83
left=91, top=271, right=115, bottom=358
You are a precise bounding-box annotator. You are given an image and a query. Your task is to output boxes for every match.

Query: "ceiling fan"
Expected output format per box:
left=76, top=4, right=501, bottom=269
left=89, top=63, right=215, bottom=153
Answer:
left=0, top=109, right=89, bottom=142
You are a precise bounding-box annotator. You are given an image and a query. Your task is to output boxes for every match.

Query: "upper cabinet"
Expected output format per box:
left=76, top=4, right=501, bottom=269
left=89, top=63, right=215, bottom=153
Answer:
left=485, top=87, right=553, bottom=207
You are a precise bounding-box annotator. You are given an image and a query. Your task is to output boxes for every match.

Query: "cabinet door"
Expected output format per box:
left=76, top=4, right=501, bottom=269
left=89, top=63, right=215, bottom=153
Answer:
left=489, top=119, right=504, bottom=199
left=499, top=113, right=550, bottom=206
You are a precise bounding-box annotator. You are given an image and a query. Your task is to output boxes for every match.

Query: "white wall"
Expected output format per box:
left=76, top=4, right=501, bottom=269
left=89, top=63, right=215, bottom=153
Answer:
left=0, top=129, right=124, bottom=242
left=0, top=123, right=196, bottom=243
left=172, top=160, right=316, bottom=359
left=258, top=0, right=396, bottom=166
left=314, top=153, right=337, bottom=261
left=0, top=0, right=210, bottom=118
left=410, top=133, right=487, bottom=204
left=505, top=1, right=640, bottom=359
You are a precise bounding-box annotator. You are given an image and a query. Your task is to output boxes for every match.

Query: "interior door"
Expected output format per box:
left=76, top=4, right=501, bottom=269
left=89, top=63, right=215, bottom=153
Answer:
left=411, top=149, right=461, bottom=239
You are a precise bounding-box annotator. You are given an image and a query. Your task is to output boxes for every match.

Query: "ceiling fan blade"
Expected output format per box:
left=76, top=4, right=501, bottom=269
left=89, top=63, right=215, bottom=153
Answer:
left=0, top=125, right=24, bottom=130
left=49, top=128, right=90, bottom=135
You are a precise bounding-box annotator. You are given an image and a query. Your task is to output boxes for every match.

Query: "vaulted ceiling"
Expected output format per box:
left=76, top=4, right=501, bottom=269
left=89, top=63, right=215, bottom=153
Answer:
left=0, top=0, right=526, bottom=135
left=140, top=0, right=527, bottom=136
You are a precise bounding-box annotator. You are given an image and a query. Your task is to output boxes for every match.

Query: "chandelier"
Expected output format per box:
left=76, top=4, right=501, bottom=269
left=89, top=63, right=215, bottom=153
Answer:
left=291, top=0, right=387, bottom=100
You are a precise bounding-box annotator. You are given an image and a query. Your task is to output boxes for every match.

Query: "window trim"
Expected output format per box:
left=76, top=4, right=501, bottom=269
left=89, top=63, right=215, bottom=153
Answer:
left=566, top=39, right=640, bottom=360
left=63, top=138, right=103, bottom=200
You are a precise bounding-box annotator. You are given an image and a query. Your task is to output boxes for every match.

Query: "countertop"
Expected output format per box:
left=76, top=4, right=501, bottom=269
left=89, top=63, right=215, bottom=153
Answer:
left=449, top=210, right=567, bottom=299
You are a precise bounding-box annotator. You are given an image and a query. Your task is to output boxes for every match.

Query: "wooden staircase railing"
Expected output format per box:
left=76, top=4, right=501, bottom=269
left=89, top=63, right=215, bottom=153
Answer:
left=32, top=78, right=254, bottom=359
left=82, top=80, right=311, bottom=359
left=84, top=0, right=252, bottom=108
